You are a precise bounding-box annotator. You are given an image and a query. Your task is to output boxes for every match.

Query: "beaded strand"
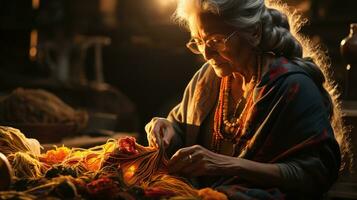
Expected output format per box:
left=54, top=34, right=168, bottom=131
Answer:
left=212, top=75, right=255, bottom=153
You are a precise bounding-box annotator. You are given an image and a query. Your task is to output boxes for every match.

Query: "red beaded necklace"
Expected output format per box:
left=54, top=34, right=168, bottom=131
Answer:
left=212, top=75, right=255, bottom=153
left=211, top=54, right=265, bottom=152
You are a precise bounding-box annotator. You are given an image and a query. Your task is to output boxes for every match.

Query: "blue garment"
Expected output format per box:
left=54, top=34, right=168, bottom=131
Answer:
left=166, top=57, right=341, bottom=199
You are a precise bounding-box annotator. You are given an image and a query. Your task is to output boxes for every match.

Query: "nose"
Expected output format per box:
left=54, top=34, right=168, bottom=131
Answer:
left=202, top=45, right=218, bottom=61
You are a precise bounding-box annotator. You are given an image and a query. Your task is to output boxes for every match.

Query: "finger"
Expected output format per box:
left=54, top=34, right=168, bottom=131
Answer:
left=145, top=119, right=156, bottom=147
left=163, top=136, right=170, bottom=148
left=146, top=130, right=157, bottom=148
left=168, top=147, right=194, bottom=172
left=150, top=137, right=159, bottom=149
left=145, top=127, right=152, bottom=145
left=149, top=137, right=158, bottom=148
left=149, top=118, right=163, bottom=148
left=152, top=125, right=163, bottom=148
left=169, top=148, right=192, bottom=165
left=145, top=117, right=158, bottom=135
left=160, top=125, right=171, bottom=148
left=148, top=133, right=155, bottom=146
left=178, top=152, right=205, bottom=176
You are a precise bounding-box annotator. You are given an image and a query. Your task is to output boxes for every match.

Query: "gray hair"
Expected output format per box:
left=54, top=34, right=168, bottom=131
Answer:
left=173, top=0, right=302, bottom=58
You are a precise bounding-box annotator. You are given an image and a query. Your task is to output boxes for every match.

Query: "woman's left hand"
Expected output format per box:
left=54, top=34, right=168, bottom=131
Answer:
left=168, top=145, right=236, bottom=177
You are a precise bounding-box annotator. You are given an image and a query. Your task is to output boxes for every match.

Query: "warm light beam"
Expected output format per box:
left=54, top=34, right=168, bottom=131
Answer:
left=29, top=30, right=38, bottom=61
left=32, top=0, right=40, bottom=9
left=156, top=0, right=176, bottom=9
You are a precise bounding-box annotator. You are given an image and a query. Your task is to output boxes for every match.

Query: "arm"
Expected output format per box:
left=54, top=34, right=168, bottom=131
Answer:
left=169, top=72, right=340, bottom=195
left=232, top=158, right=282, bottom=187
left=276, top=142, right=340, bottom=195
left=167, top=145, right=282, bottom=187
left=168, top=142, right=339, bottom=196
left=235, top=144, right=339, bottom=194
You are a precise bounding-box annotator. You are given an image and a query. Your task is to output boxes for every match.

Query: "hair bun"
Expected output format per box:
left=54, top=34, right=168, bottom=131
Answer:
left=259, top=7, right=302, bottom=58
left=267, top=8, right=290, bottom=30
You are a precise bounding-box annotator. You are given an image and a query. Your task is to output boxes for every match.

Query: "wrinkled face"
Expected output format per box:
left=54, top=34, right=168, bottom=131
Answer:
left=189, top=13, right=256, bottom=78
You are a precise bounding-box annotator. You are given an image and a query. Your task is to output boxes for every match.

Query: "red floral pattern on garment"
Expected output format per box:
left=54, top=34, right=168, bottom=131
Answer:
left=269, top=66, right=289, bottom=80
left=286, top=83, right=300, bottom=102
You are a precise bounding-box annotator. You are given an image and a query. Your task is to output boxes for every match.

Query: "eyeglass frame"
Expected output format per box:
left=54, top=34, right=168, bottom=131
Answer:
left=186, top=31, right=238, bottom=55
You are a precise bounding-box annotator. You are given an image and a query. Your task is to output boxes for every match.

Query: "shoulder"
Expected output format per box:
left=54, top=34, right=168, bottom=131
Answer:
left=256, top=57, right=326, bottom=105
left=282, top=72, right=319, bottom=92
left=187, top=62, right=219, bottom=88
left=261, top=57, right=321, bottom=91
left=260, top=57, right=308, bottom=86
left=193, top=62, right=216, bottom=80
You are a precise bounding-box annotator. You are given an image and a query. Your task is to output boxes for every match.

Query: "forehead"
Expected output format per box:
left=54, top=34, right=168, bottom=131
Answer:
left=189, top=12, right=234, bottom=37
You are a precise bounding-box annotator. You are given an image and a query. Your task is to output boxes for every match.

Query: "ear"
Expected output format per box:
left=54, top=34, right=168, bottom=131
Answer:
left=250, top=23, right=262, bottom=47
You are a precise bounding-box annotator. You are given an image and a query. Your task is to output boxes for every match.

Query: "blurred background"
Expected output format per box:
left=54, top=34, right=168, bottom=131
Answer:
left=1, top=0, right=357, bottom=139
left=1, top=0, right=357, bottom=137
left=1, top=0, right=357, bottom=198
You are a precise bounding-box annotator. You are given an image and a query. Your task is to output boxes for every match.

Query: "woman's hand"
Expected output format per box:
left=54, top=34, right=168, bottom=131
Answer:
left=168, top=145, right=236, bottom=177
left=145, top=117, right=176, bottom=149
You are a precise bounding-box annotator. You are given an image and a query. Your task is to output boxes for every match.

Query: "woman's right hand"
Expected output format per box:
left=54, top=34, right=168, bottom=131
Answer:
left=145, top=117, right=176, bottom=149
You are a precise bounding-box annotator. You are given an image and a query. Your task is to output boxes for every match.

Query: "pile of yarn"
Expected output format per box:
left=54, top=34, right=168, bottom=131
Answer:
left=0, top=126, right=227, bottom=200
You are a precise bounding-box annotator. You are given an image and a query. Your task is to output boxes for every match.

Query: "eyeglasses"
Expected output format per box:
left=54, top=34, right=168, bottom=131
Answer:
left=186, top=31, right=237, bottom=55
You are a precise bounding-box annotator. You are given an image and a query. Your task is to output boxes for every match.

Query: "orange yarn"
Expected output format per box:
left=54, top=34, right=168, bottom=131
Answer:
left=40, top=146, right=71, bottom=165
left=198, top=188, right=228, bottom=200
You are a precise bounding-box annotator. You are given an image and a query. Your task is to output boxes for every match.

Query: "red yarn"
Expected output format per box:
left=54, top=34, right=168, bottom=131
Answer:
left=87, top=177, right=121, bottom=199
left=118, top=137, right=139, bottom=155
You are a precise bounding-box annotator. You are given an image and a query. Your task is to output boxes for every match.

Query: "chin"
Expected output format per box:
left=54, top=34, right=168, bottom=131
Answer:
left=213, top=68, right=231, bottom=78
left=211, top=63, right=232, bottom=78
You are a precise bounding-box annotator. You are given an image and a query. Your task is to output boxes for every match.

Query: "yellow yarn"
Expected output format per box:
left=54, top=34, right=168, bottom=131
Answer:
left=25, top=176, right=80, bottom=198
left=8, top=152, right=45, bottom=179
left=141, top=174, right=199, bottom=197
left=0, top=191, right=36, bottom=200
left=1, top=133, right=203, bottom=199
left=0, top=126, right=35, bottom=157
left=57, top=139, right=117, bottom=174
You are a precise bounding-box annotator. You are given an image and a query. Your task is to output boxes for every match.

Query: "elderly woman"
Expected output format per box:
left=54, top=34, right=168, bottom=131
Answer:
left=146, top=0, right=345, bottom=199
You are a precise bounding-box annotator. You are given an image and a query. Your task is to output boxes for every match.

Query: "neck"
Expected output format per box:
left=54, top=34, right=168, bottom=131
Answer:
left=231, top=75, right=244, bottom=99
left=242, top=53, right=274, bottom=81
left=232, top=54, right=274, bottom=97
left=232, top=53, right=258, bottom=83
left=232, top=54, right=258, bottom=96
